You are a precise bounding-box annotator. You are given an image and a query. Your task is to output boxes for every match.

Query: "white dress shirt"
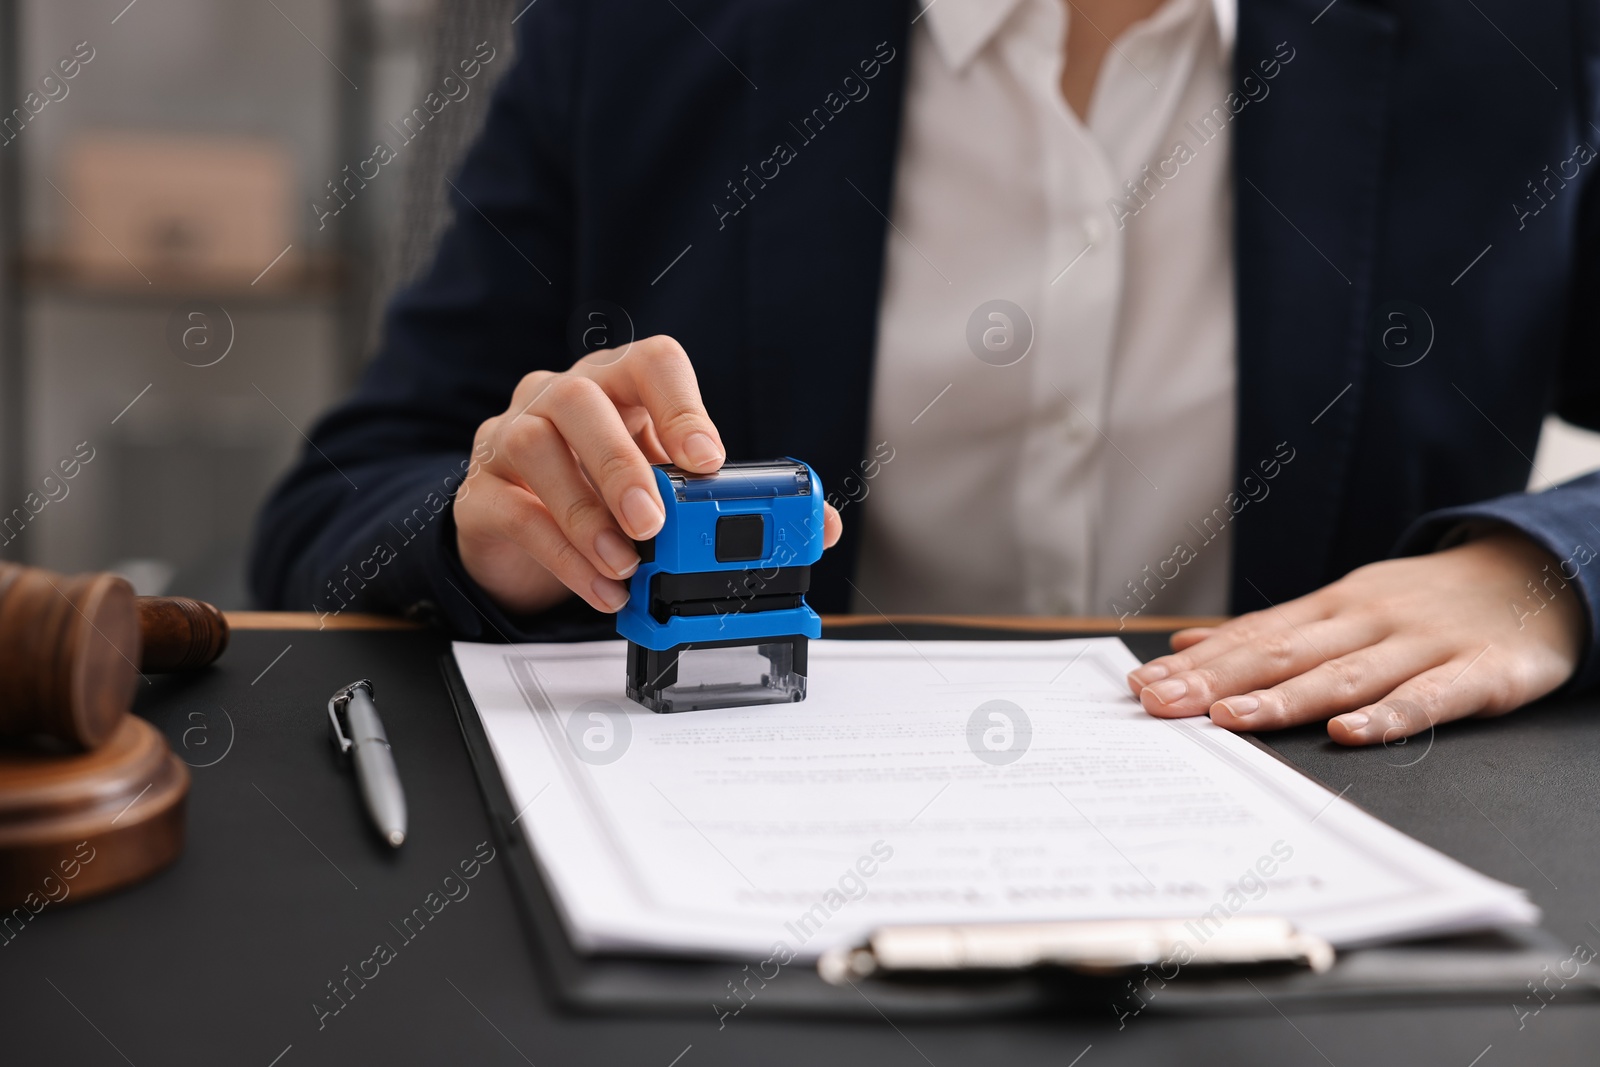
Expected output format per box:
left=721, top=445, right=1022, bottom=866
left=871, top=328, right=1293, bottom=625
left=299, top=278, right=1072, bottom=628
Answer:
left=853, top=0, right=1238, bottom=619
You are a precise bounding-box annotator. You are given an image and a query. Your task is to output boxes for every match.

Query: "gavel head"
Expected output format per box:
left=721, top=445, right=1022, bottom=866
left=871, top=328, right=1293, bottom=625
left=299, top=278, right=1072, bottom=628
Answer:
left=0, top=563, right=141, bottom=751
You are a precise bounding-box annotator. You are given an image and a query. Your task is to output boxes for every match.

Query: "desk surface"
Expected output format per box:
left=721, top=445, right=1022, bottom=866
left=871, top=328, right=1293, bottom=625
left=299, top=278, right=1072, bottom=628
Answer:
left=4, top=617, right=1597, bottom=1066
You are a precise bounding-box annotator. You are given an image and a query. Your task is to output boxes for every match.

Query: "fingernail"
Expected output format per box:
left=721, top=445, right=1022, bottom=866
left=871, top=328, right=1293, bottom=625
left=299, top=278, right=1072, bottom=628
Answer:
left=1134, top=663, right=1170, bottom=684
left=1144, top=678, right=1188, bottom=705
left=591, top=576, right=630, bottom=612
left=1219, top=695, right=1260, bottom=718
left=621, top=486, right=664, bottom=538
left=682, top=432, right=724, bottom=470
left=594, top=530, right=640, bottom=577
left=1337, top=711, right=1370, bottom=732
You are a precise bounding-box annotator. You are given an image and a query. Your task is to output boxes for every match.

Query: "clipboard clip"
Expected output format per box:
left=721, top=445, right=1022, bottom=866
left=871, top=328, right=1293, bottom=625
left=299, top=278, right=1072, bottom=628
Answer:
left=818, top=917, right=1335, bottom=985
left=326, top=679, right=375, bottom=755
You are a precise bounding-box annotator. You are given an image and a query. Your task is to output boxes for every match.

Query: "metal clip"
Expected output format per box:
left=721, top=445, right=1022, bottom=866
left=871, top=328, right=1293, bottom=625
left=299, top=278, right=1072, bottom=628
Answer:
left=818, top=917, right=1335, bottom=986
left=327, top=679, right=375, bottom=755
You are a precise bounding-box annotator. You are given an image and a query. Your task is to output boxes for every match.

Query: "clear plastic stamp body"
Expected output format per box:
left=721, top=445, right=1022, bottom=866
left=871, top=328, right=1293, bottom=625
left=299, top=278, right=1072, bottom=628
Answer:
left=625, top=635, right=808, bottom=713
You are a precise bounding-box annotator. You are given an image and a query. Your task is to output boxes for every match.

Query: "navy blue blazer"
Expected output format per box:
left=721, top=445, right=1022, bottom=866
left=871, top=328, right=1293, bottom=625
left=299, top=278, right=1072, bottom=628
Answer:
left=251, top=0, right=1600, bottom=689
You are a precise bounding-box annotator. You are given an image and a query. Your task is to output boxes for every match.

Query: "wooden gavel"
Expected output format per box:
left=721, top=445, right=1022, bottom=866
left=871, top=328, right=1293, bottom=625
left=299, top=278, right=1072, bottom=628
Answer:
left=0, top=563, right=230, bottom=750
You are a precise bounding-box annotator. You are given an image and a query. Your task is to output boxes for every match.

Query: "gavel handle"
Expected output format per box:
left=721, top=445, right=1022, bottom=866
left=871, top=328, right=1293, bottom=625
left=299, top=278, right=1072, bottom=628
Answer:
left=136, top=596, right=230, bottom=673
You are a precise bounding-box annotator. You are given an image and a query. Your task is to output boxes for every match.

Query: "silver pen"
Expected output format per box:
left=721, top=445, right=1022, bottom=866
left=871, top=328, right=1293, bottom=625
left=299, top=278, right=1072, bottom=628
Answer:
left=328, top=680, right=408, bottom=847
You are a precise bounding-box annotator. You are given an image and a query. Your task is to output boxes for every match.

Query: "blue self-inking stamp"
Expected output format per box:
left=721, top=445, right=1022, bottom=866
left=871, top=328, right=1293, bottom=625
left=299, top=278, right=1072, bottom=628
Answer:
left=616, top=458, right=825, bottom=713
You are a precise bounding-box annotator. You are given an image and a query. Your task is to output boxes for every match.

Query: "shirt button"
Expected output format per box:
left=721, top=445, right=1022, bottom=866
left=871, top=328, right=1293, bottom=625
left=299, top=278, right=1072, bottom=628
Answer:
left=1082, top=213, right=1107, bottom=245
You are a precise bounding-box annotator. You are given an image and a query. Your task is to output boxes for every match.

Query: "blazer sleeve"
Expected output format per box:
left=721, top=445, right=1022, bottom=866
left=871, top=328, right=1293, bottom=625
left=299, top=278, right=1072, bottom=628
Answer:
left=248, top=3, right=607, bottom=641
left=1394, top=29, right=1600, bottom=691
left=1395, top=470, right=1600, bottom=692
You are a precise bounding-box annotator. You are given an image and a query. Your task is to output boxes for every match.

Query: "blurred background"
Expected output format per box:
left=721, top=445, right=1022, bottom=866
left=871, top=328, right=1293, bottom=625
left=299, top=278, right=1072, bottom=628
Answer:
left=0, top=0, right=518, bottom=606
left=0, top=0, right=1596, bottom=610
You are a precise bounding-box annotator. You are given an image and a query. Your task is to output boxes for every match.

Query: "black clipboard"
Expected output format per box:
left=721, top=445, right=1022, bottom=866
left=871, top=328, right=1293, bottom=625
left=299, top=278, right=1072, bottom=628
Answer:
left=440, top=651, right=1600, bottom=1019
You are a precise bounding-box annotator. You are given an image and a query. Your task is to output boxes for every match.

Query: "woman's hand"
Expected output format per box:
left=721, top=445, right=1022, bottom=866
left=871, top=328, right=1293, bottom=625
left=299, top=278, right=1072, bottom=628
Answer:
left=1126, top=531, right=1586, bottom=745
left=455, top=335, right=842, bottom=616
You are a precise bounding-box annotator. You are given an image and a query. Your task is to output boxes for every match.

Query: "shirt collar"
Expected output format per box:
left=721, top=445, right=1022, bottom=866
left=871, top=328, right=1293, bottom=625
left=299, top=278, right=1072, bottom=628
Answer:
left=923, top=0, right=1237, bottom=74
left=923, top=0, right=1030, bottom=73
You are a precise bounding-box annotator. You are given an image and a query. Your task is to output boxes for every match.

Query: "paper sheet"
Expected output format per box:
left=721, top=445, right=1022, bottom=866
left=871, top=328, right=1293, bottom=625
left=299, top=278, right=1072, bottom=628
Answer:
left=453, top=637, right=1537, bottom=960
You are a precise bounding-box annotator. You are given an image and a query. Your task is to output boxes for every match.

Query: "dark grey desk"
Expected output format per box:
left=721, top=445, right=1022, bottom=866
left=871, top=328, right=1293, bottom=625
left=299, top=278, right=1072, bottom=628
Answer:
left=4, top=621, right=1598, bottom=1066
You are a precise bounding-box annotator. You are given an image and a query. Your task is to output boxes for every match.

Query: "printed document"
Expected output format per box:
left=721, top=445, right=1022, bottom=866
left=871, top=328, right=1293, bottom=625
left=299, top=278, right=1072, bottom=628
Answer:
left=452, top=638, right=1537, bottom=959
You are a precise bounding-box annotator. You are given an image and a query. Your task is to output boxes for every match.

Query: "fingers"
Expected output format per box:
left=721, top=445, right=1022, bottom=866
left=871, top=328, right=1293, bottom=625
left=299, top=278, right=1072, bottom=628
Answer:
left=1168, top=627, right=1215, bottom=651
left=1126, top=598, right=1332, bottom=696
left=1206, top=638, right=1443, bottom=732
left=1135, top=616, right=1381, bottom=718
left=497, top=408, right=643, bottom=583
left=1326, top=652, right=1497, bottom=746
left=575, top=335, right=726, bottom=473
left=516, top=374, right=666, bottom=542
left=505, top=337, right=722, bottom=546
left=629, top=414, right=672, bottom=465
left=822, top=503, right=843, bottom=549
left=463, top=474, right=630, bottom=613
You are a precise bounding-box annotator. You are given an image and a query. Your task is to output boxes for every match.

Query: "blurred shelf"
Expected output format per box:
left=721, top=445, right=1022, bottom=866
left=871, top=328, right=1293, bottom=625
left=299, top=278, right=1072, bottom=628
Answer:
left=16, top=250, right=345, bottom=304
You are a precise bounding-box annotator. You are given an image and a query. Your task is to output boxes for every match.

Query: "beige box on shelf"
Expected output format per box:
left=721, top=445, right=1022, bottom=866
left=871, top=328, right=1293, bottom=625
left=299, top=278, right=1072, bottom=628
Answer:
left=61, top=132, right=298, bottom=288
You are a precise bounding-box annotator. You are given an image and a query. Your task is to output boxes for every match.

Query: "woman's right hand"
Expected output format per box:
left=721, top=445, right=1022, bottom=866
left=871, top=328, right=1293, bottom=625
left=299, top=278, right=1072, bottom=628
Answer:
left=453, top=335, right=841, bottom=616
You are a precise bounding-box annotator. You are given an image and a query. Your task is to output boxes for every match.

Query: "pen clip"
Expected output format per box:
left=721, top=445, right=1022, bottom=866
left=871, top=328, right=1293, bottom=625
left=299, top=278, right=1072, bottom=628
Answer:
left=327, top=679, right=375, bottom=756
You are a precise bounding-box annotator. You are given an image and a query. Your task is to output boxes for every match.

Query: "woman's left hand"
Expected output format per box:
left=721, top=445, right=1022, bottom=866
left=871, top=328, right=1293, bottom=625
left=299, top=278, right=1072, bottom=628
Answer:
left=1125, top=531, right=1586, bottom=745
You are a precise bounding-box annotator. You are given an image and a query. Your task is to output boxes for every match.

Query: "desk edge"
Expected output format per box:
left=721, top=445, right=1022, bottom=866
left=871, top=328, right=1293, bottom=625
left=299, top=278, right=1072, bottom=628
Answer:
left=225, top=611, right=1224, bottom=633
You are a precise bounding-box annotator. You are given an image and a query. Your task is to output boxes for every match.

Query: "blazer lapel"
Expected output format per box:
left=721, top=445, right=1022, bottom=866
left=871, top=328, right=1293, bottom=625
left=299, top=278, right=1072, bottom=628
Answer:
left=740, top=0, right=912, bottom=611
left=1232, top=0, right=1398, bottom=610
left=731, top=0, right=1394, bottom=615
